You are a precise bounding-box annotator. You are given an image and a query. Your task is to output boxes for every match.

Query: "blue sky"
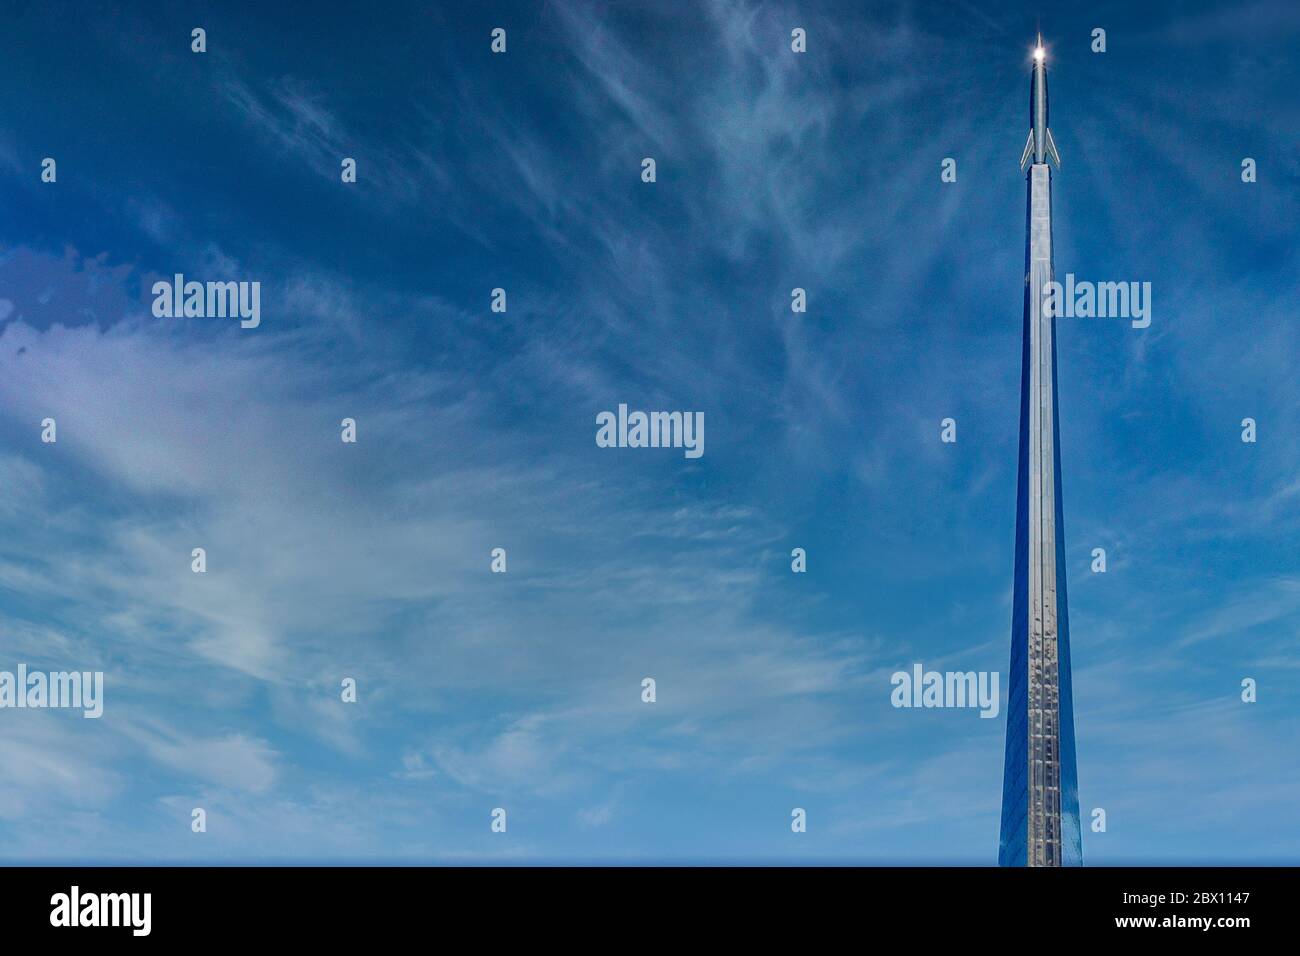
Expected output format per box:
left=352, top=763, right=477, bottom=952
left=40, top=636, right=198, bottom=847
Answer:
left=0, top=0, right=1297, bottom=863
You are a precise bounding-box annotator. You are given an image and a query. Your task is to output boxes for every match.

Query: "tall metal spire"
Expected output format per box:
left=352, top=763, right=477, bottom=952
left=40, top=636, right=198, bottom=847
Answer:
left=999, top=36, right=1082, bottom=868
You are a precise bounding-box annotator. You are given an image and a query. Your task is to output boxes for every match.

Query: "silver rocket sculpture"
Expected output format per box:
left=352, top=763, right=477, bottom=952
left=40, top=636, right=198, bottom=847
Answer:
left=999, top=35, right=1083, bottom=867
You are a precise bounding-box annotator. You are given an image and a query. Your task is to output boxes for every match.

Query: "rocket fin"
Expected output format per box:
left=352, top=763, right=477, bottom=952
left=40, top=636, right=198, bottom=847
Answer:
left=1045, top=127, right=1061, bottom=168
left=1019, top=129, right=1035, bottom=172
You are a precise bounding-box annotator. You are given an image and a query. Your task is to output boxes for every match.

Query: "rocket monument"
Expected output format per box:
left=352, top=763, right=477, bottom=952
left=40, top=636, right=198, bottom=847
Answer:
left=998, top=35, right=1083, bottom=867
